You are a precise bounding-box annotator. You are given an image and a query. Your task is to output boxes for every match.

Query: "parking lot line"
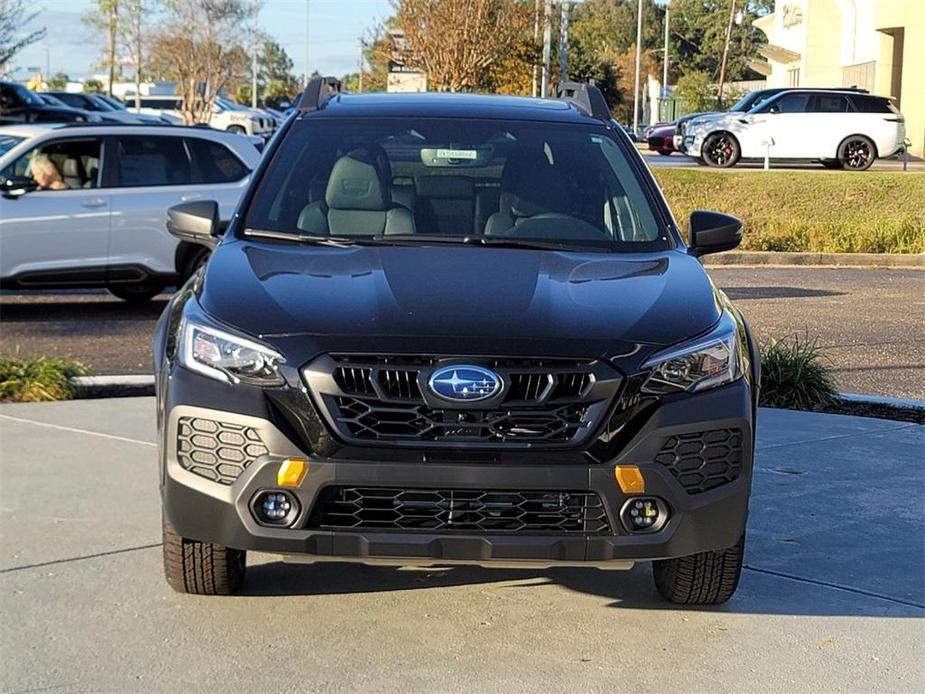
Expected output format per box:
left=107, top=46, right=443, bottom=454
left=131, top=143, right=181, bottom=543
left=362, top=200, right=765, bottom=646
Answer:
left=0, top=412, right=155, bottom=447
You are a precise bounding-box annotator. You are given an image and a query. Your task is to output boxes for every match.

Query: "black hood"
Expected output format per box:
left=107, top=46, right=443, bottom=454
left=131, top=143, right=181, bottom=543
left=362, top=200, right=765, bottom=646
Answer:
left=198, top=240, right=720, bottom=370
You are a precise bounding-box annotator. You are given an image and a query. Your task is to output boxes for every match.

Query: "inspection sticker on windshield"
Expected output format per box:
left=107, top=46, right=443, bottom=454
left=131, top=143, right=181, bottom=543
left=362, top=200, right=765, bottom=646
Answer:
left=436, top=148, right=478, bottom=160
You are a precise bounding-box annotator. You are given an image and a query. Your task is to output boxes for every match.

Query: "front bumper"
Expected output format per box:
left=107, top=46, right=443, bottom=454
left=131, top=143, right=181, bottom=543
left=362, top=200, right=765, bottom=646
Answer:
left=161, top=379, right=754, bottom=568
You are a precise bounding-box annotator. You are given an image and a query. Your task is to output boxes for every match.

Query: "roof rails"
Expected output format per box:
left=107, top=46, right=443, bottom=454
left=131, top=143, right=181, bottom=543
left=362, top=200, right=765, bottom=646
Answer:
left=297, top=76, right=342, bottom=112
left=555, top=81, right=612, bottom=120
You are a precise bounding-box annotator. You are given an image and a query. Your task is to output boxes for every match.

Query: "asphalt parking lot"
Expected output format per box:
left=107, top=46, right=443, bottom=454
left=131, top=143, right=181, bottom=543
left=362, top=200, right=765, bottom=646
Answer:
left=1, top=398, right=922, bottom=692
left=1, top=266, right=922, bottom=398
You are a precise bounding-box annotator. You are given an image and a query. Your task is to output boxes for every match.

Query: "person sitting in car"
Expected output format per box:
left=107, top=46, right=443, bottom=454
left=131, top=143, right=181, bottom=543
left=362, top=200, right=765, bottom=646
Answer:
left=29, top=154, right=69, bottom=190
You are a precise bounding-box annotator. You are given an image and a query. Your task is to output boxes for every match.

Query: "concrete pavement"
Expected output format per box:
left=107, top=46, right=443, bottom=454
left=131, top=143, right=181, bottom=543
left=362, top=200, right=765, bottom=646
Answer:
left=1, top=398, right=922, bottom=692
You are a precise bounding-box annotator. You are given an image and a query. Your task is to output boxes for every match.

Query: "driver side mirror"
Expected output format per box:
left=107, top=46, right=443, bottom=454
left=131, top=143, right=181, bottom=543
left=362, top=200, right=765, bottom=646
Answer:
left=688, top=210, right=742, bottom=257
left=167, top=200, right=221, bottom=249
left=2, top=176, right=38, bottom=198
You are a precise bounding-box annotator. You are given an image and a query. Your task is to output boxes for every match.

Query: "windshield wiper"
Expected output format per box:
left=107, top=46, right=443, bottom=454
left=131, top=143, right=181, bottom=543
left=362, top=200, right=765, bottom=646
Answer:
left=374, top=234, right=590, bottom=251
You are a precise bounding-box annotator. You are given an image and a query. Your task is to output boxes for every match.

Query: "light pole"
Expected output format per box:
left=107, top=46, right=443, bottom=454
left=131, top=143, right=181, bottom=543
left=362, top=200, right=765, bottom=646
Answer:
left=662, top=3, right=669, bottom=99
left=558, top=1, right=570, bottom=84
left=540, top=0, right=552, bottom=97
left=632, top=0, right=642, bottom=135
left=304, top=0, right=311, bottom=87
left=251, top=3, right=259, bottom=108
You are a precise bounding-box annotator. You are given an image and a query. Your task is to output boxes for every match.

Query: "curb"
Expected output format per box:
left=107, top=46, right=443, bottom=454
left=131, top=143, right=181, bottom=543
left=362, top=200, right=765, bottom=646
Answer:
left=71, top=375, right=155, bottom=399
left=704, top=251, right=925, bottom=269
left=69, top=375, right=925, bottom=421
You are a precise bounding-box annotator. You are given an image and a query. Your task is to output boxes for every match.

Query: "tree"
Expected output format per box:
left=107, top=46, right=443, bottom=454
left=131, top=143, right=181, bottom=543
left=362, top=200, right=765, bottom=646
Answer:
left=0, top=0, right=47, bottom=69
left=234, top=38, right=299, bottom=108
left=148, top=0, right=252, bottom=124
left=669, top=0, right=772, bottom=83
left=85, top=78, right=105, bottom=92
left=82, top=0, right=120, bottom=96
left=673, top=69, right=715, bottom=111
left=394, top=0, right=533, bottom=92
left=46, top=72, right=69, bottom=89
left=120, top=0, right=158, bottom=109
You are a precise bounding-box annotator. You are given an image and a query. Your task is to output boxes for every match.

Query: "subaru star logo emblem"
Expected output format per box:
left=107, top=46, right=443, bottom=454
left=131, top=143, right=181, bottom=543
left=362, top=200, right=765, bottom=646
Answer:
left=428, top=365, right=502, bottom=402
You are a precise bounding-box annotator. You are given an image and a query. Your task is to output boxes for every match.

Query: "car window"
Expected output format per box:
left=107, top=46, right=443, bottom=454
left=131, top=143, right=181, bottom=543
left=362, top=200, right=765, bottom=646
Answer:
left=139, top=98, right=181, bottom=110
left=850, top=95, right=895, bottom=114
left=0, top=135, right=25, bottom=157
left=763, top=93, right=809, bottom=114
left=52, top=93, right=89, bottom=109
left=811, top=95, right=850, bottom=113
left=185, top=137, right=249, bottom=183
left=0, top=137, right=103, bottom=189
left=244, top=117, right=668, bottom=251
left=113, top=136, right=192, bottom=187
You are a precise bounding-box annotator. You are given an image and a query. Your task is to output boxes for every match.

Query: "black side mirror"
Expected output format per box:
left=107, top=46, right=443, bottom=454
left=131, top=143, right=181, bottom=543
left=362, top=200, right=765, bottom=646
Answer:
left=167, top=200, right=221, bottom=248
left=688, top=210, right=742, bottom=257
left=2, top=176, right=38, bottom=198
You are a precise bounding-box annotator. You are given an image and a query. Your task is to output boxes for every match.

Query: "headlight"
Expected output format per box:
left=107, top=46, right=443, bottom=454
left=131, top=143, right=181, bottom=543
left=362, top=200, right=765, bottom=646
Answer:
left=179, top=319, right=284, bottom=385
left=641, top=314, right=743, bottom=394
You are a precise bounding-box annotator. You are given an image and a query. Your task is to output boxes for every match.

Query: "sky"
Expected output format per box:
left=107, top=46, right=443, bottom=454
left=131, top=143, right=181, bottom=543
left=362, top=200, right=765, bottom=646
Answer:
left=9, top=0, right=394, bottom=81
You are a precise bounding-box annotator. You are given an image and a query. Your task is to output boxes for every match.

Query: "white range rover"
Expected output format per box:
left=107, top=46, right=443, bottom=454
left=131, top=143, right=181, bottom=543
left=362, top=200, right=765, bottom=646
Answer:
left=684, top=90, right=906, bottom=170
left=0, top=123, right=260, bottom=302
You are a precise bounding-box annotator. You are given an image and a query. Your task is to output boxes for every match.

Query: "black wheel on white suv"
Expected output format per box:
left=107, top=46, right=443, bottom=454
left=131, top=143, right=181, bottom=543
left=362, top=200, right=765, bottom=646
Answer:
left=837, top=135, right=876, bottom=171
left=226, top=125, right=246, bottom=135
left=179, top=247, right=210, bottom=285
left=702, top=132, right=740, bottom=168
left=108, top=281, right=166, bottom=303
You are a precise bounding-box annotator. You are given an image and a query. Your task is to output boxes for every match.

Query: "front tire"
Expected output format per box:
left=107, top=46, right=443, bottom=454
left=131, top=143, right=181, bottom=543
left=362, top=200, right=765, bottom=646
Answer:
left=652, top=534, right=745, bottom=605
left=226, top=125, right=246, bottom=135
left=108, top=282, right=165, bottom=303
left=163, top=516, right=245, bottom=595
left=702, top=132, right=741, bottom=168
left=838, top=135, right=876, bottom=171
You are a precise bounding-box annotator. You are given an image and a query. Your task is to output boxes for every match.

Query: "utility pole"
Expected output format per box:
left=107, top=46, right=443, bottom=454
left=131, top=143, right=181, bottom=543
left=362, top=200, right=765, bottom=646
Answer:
left=357, top=43, right=364, bottom=93
left=540, top=0, right=552, bottom=97
left=717, top=0, right=736, bottom=107
left=662, top=3, right=670, bottom=99
left=107, top=0, right=119, bottom=97
left=558, top=2, right=570, bottom=84
left=251, top=3, right=259, bottom=108
left=531, top=0, right=540, bottom=97
left=632, top=0, right=642, bottom=135
left=304, top=0, right=311, bottom=87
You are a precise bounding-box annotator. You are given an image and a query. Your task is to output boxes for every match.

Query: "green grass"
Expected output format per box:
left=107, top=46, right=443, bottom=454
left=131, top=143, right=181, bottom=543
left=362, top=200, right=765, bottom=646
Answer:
left=759, top=335, right=838, bottom=410
left=653, top=169, right=925, bottom=253
left=0, top=355, right=89, bottom=402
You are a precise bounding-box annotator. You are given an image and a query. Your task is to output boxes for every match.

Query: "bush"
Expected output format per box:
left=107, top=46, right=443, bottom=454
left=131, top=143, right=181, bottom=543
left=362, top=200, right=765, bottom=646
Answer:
left=0, top=356, right=89, bottom=402
left=653, top=169, right=925, bottom=253
left=759, top=336, right=837, bottom=410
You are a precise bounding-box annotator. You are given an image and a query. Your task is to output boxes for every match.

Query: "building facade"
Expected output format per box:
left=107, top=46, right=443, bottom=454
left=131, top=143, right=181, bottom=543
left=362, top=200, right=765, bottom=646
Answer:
left=752, top=0, right=923, bottom=156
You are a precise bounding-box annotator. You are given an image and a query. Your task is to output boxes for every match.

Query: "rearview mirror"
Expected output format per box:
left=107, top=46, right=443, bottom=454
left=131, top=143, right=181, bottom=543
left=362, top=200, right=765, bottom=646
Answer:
left=167, top=200, right=220, bottom=248
left=688, top=210, right=742, bottom=257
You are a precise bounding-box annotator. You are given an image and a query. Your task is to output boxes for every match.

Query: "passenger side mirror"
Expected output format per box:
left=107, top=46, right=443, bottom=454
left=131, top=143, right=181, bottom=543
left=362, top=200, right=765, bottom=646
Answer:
left=688, top=210, right=742, bottom=257
left=2, top=176, right=38, bottom=198
left=167, top=200, right=221, bottom=248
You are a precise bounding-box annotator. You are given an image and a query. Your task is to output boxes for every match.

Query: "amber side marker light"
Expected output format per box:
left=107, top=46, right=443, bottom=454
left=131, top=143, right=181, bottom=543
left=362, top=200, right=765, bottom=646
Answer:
left=277, top=458, right=309, bottom=487
left=615, top=465, right=645, bottom=494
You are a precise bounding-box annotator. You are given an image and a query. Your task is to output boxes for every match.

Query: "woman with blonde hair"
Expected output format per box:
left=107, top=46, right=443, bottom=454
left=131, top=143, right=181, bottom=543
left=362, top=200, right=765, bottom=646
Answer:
left=29, top=153, right=68, bottom=190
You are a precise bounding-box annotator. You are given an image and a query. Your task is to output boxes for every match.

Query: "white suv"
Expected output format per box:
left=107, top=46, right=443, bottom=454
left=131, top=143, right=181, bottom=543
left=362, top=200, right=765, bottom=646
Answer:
left=0, top=123, right=260, bottom=301
left=684, top=90, right=906, bottom=170
left=127, top=96, right=275, bottom=139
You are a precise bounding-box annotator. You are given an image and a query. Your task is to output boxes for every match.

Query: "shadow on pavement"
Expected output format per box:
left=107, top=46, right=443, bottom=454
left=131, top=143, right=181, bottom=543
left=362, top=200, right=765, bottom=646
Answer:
left=723, top=286, right=845, bottom=300
left=237, top=557, right=923, bottom=618
left=0, top=299, right=168, bottom=322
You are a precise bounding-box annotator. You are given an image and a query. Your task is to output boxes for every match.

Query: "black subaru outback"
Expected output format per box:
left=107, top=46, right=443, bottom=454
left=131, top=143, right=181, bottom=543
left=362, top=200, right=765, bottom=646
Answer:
left=156, top=79, right=758, bottom=604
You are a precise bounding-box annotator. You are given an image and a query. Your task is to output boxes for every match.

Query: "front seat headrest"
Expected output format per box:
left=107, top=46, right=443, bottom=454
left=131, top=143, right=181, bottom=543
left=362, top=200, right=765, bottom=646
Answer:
left=325, top=145, right=392, bottom=211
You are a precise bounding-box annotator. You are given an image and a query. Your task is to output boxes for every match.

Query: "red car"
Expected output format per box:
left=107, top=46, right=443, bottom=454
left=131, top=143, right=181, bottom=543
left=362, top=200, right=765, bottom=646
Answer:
left=646, top=122, right=676, bottom=155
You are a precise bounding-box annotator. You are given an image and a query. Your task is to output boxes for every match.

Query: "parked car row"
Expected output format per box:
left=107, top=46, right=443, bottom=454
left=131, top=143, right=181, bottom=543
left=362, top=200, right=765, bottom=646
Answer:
left=127, top=95, right=277, bottom=138
left=0, top=122, right=261, bottom=301
left=672, top=86, right=905, bottom=171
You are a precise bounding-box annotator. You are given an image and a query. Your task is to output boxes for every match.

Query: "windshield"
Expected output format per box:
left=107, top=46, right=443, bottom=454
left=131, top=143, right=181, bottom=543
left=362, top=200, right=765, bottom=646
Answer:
left=99, top=94, right=128, bottom=110
left=729, top=90, right=772, bottom=113
left=244, top=117, right=669, bottom=252
left=0, top=135, right=25, bottom=156
left=86, top=94, right=115, bottom=111
left=11, top=83, right=43, bottom=106
left=217, top=98, right=248, bottom=111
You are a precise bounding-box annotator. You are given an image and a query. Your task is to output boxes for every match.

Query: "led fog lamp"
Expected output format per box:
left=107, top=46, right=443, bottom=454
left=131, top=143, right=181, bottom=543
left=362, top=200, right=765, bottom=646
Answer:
left=253, top=490, right=299, bottom=526
left=620, top=497, right=668, bottom=533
